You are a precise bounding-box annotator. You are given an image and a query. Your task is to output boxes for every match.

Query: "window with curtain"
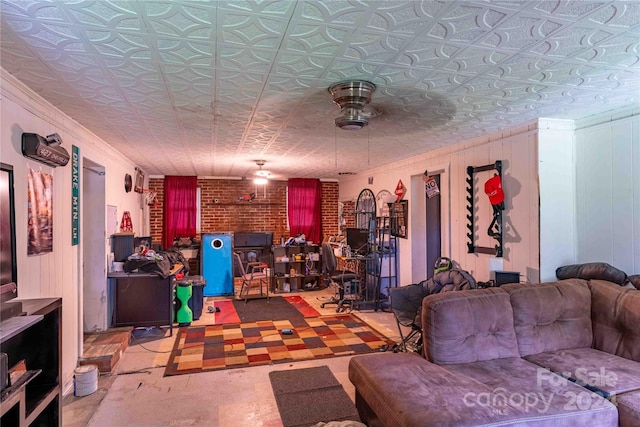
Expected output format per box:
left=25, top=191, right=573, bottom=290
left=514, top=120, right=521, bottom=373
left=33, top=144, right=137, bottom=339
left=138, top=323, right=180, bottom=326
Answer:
left=162, top=176, right=198, bottom=249
left=287, top=178, right=322, bottom=243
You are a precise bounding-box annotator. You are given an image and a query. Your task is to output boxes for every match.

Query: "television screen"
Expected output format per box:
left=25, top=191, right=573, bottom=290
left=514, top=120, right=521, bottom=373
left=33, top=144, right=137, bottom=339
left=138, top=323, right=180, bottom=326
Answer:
left=346, top=228, right=369, bottom=255
left=0, top=163, right=17, bottom=301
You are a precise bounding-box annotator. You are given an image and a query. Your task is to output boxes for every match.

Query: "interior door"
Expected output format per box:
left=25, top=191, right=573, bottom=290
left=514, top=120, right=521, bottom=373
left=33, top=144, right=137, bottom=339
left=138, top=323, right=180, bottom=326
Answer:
left=425, top=174, right=441, bottom=279
left=82, top=160, right=106, bottom=332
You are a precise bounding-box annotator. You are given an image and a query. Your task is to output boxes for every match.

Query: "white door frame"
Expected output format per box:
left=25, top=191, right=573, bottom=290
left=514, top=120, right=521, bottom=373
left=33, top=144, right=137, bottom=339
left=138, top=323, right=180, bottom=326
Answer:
left=80, top=158, right=106, bottom=352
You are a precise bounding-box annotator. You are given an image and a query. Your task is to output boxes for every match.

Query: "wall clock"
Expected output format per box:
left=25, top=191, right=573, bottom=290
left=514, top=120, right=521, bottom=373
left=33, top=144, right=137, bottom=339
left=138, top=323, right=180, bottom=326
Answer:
left=124, top=174, right=132, bottom=193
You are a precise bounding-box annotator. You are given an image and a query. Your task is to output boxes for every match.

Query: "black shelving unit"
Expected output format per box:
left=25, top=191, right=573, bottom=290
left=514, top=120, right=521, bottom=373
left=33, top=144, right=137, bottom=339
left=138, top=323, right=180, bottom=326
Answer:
left=1, top=298, right=62, bottom=427
left=368, top=216, right=398, bottom=311
left=272, top=245, right=322, bottom=293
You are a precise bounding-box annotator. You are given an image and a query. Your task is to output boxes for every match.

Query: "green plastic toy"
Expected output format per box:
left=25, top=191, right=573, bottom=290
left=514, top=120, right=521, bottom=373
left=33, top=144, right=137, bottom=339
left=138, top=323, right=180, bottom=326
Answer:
left=176, top=282, right=193, bottom=326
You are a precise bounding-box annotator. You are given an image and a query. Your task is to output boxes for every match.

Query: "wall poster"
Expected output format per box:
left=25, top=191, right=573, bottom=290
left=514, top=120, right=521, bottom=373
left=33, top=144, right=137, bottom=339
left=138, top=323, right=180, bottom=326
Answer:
left=27, top=168, right=54, bottom=255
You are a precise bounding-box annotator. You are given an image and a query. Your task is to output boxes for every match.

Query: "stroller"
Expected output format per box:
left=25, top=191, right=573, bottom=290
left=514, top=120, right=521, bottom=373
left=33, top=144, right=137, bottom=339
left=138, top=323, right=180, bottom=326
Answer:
left=389, top=259, right=477, bottom=354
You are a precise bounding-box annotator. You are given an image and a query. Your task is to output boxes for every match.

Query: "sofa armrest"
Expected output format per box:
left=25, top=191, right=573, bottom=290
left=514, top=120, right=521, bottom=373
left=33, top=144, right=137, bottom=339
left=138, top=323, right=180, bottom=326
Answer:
left=590, top=279, right=640, bottom=362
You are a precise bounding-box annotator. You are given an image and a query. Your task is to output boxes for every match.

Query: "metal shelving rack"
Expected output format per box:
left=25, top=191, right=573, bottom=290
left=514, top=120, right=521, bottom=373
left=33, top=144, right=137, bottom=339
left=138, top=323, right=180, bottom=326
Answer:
left=370, top=215, right=398, bottom=311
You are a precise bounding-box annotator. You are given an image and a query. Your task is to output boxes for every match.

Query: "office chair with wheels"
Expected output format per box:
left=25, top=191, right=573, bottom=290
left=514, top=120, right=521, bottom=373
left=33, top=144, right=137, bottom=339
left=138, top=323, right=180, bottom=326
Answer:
left=234, top=252, right=269, bottom=303
left=320, top=242, right=359, bottom=312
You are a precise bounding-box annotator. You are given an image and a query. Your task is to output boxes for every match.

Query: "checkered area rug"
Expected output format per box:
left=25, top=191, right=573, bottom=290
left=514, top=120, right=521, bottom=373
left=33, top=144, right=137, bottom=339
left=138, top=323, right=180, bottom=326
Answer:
left=164, top=314, right=394, bottom=376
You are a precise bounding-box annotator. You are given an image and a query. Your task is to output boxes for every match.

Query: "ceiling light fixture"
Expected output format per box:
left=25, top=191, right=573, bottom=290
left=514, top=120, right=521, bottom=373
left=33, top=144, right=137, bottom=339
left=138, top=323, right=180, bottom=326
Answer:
left=253, top=160, right=269, bottom=185
left=253, top=177, right=268, bottom=185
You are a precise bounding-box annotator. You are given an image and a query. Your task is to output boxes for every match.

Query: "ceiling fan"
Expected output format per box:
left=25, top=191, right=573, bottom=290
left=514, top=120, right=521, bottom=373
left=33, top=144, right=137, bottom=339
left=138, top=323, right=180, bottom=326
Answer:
left=327, top=80, right=456, bottom=132
left=328, top=80, right=381, bottom=130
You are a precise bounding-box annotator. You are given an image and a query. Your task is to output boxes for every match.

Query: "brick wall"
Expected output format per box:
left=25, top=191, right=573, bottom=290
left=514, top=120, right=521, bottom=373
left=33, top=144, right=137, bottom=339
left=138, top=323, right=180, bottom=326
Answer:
left=149, top=178, right=339, bottom=248
left=342, top=200, right=356, bottom=229
left=149, top=178, right=164, bottom=245
left=321, top=181, right=339, bottom=239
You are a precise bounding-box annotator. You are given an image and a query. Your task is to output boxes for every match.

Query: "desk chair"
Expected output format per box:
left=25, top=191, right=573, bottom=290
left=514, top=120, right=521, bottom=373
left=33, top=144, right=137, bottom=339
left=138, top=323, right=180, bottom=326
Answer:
left=320, top=243, right=359, bottom=312
left=234, top=252, right=269, bottom=303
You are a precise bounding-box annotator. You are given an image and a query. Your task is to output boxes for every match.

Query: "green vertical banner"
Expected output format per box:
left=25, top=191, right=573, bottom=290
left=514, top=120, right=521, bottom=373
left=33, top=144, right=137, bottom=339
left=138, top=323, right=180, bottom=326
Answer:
left=71, top=145, right=80, bottom=245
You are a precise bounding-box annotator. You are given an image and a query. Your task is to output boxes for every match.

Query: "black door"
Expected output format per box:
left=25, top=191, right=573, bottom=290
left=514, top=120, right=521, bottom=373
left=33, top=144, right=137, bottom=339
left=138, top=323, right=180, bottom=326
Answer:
left=425, top=174, right=441, bottom=278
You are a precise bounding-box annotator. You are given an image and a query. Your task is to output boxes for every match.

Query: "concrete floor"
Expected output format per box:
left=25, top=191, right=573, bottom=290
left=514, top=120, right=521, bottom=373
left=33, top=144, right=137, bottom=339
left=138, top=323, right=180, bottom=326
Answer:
left=62, top=287, right=406, bottom=427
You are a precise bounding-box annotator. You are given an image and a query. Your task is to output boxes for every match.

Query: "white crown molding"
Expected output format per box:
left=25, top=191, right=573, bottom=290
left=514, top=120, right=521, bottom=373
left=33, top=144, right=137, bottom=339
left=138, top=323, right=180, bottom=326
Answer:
left=1, top=67, right=135, bottom=167
left=574, top=105, right=640, bottom=130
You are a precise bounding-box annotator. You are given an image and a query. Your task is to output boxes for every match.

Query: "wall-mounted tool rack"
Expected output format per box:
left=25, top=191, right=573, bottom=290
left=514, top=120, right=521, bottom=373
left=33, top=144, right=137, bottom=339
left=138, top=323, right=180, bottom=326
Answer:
left=466, top=160, right=503, bottom=257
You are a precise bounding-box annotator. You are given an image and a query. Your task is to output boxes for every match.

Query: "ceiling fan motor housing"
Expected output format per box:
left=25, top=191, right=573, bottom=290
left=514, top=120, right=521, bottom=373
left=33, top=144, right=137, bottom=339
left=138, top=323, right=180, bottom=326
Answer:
left=329, top=80, right=376, bottom=130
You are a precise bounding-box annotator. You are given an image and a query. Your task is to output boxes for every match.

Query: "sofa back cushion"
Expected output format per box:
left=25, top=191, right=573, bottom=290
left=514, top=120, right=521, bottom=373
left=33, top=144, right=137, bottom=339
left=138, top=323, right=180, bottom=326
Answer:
left=590, top=279, right=640, bottom=362
left=556, top=262, right=627, bottom=285
left=502, top=280, right=592, bottom=357
left=422, top=287, right=520, bottom=364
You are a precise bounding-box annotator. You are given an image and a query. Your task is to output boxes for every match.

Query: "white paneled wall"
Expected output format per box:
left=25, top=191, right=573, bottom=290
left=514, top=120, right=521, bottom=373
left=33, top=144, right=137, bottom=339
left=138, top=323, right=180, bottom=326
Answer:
left=340, top=123, right=540, bottom=285
left=340, top=110, right=640, bottom=286
left=538, top=119, right=577, bottom=281
left=575, top=113, right=640, bottom=275
left=0, top=69, right=146, bottom=393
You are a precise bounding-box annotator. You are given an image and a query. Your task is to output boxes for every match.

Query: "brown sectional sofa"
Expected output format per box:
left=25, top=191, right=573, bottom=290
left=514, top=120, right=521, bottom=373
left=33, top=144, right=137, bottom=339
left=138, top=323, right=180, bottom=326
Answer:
left=349, top=279, right=640, bottom=426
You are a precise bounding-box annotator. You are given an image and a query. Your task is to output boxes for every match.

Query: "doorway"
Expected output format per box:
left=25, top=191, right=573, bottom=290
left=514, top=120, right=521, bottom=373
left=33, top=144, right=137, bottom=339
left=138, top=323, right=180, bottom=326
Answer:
left=81, top=159, right=106, bottom=344
left=425, top=174, right=441, bottom=279
left=410, top=167, right=449, bottom=283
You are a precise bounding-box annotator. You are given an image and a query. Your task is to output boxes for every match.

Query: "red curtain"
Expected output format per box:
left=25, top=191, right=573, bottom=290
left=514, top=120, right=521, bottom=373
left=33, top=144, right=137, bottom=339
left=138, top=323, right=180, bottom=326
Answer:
left=162, top=176, right=198, bottom=249
left=287, top=178, right=322, bottom=243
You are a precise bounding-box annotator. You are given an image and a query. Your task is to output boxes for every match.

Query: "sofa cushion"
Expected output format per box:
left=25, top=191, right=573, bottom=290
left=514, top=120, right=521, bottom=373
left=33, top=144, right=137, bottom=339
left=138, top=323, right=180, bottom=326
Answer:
left=349, top=353, right=618, bottom=427
left=445, top=357, right=618, bottom=425
left=349, top=353, right=522, bottom=426
left=422, top=287, right=520, bottom=364
left=589, top=279, right=640, bottom=362
left=502, top=280, right=592, bottom=356
left=525, top=347, right=640, bottom=398
left=617, top=389, right=640, bottom=427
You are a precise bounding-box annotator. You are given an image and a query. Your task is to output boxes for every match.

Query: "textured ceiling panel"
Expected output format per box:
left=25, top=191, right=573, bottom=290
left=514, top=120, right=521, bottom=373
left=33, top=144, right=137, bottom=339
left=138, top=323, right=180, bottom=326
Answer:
left=1, top=0, right=638, bottom=179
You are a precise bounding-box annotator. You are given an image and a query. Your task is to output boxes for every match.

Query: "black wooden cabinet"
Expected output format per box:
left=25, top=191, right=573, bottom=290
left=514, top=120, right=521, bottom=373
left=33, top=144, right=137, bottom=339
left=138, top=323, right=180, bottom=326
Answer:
left=108, top=271, right=178, bottom=336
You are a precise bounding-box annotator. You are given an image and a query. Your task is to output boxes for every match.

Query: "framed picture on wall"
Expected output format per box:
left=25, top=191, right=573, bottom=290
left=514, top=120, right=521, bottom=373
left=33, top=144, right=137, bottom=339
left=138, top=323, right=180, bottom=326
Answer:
left=390, top=200, right=408, bottom=238
left=134, top=167, right=144, bottom=194
left=27, top=168, right=54, bottom=255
